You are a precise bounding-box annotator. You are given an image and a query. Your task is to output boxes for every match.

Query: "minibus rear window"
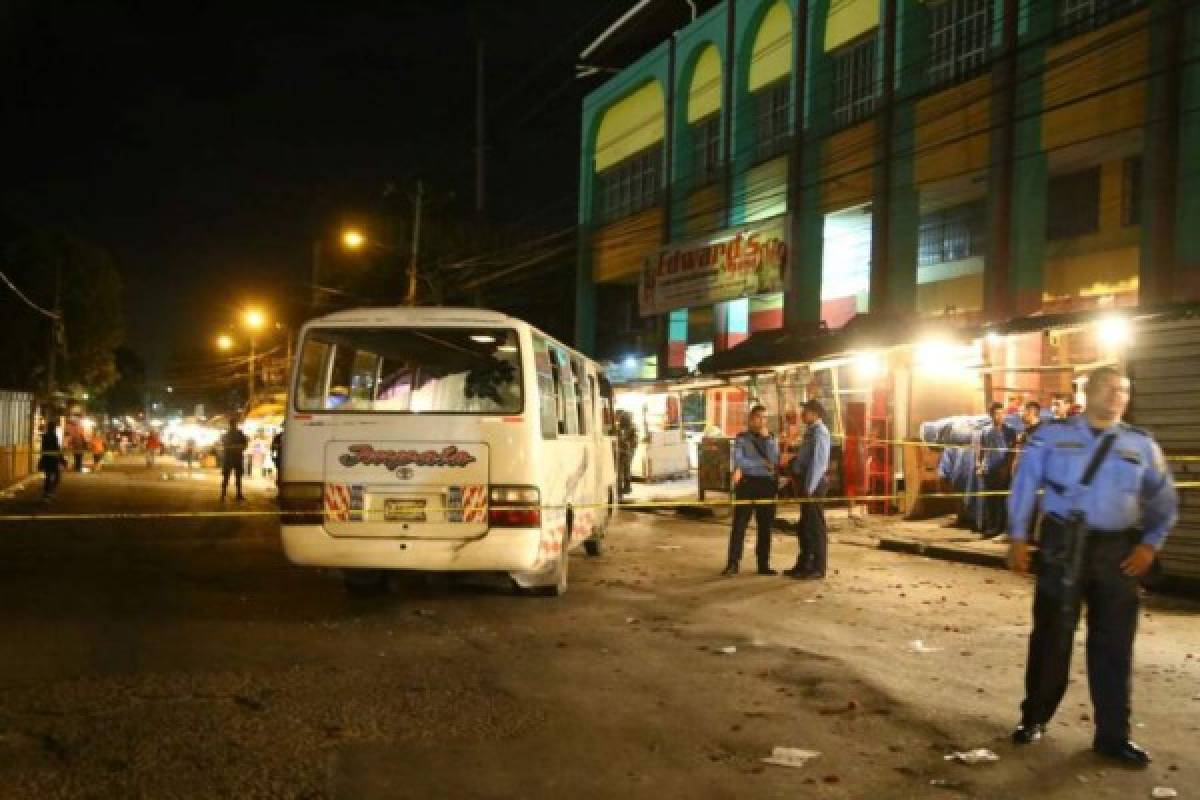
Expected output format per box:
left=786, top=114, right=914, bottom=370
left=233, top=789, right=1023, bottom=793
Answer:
left=294, top=328, right=523, bottom=414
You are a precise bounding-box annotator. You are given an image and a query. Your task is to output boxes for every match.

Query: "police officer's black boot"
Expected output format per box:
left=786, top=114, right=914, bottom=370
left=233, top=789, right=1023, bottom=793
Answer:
left=721, top=562, right=738, bottom=576
left=1093, top=739, right=1150, bottom=768
left=1011, top=721, right=1045, bottom=744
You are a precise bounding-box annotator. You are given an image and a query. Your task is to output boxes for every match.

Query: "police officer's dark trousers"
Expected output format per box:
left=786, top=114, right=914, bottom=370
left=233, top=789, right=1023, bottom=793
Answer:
left=1021, top=518, right=1141, bottom=747
left=727, top=476, right=776, bottom=569
left=797, top=477, right=829, bottom=576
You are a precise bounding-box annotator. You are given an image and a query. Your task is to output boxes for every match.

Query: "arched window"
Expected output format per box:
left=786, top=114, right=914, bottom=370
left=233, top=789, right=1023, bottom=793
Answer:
left=687, top=45, right=723, bottom=185
left=594, top=81, right=666, bottom=222
left=748, top=1, right=793, bottom=161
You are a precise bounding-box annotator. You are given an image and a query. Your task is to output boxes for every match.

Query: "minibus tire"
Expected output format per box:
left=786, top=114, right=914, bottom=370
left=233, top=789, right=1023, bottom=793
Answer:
left=343, top=568, right=388, bottom=595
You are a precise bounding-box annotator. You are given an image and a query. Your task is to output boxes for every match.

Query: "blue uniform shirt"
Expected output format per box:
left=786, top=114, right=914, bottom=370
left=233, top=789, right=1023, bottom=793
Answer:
left=1007, top=415, right=1178, bottom=550
left=733, top=431, right=779, bottom=478
left=979, top=423, right=1015, bottom=474
left=791, top=419, right=831, bottom=495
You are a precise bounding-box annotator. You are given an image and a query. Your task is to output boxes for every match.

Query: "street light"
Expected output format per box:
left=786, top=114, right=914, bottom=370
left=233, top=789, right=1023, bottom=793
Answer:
left=342, top=229, right=366, bottom=250
left=216, top=334, right=234, bottom=351
left=243, top=308, right=266, bottom=331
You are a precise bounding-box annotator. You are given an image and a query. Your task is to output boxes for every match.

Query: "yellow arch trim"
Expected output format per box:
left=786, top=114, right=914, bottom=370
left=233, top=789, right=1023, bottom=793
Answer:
left=595, top=81, right=666, bottom=173
left=825, top=0, right=879, bottom=52
left=687, top=45, right=723, bottom=123
left=749, top=1, right=793, bottom=92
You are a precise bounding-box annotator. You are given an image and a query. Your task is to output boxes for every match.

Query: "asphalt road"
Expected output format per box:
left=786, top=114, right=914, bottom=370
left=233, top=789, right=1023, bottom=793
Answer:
left=0, top=461, right=1196, bottom=799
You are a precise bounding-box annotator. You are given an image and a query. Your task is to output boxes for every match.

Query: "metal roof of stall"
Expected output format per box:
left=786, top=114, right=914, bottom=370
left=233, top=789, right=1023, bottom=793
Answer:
left=697, top=303, right=1200, bottom=378
left=696, top=313, right=977, bottom=376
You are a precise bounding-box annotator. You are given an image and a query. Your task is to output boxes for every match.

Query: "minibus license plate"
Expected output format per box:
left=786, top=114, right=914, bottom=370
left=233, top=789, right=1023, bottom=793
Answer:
left=384, top=497, right=427, bottom=522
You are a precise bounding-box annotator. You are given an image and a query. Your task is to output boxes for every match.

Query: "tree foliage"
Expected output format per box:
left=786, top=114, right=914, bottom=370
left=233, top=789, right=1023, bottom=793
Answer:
left=0, top=215, right=124, bottom=395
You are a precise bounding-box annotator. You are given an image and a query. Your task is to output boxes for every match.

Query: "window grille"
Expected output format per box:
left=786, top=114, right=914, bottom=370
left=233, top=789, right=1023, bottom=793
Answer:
left=597, top=143, right=662, bottom=222
left=753, top=78, right=791, bottom=161
left=831, top=34, right=879, bottom=128
left=928, top=0, right=991, bottom=87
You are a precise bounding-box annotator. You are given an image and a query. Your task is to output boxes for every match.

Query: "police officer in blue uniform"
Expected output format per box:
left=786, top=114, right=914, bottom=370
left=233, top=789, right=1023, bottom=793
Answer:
left=723, top=404, right=780, bottom=576
left=784, top=399, right=831, bottom=580
left=1007, top=367, right=1177, bottom=767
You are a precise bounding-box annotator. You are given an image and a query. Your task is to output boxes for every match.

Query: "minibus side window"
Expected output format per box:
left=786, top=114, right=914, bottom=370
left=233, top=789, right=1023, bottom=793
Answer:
left=597, top=374, right=616, bottom=435
left=533, top=335, right=558, bottom=440
left=551, top=347, right=578, bottom=436
left=571, top=358, right=590, bottom=435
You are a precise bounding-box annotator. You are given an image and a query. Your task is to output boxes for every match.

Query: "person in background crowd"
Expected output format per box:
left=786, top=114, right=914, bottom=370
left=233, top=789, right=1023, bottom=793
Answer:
left=220, top=418, right=248, bottom=502
left=615, top=410, right=638, bottom=497
left=1020, top=401, right=1043, bottom=439
left=1050, top=394, right=1070, bottom=420
left=89, top=428, right=106, bottom=471
left=723, top=404, right=780, bottom=577
left=784, top=399, right=832, bottom=580
left=978, top=401, right=1016, bottom=538
left=145, top=429, right=162, bottom=468
left=1007, top=367, right=1177, bottom=767
left=66, top=418, right=85, bottom=473
left=270, top=430, right=283, bottom=482
left=38, top=417, right=66, bottom=501
left=183, top=437, right=197, bottom=473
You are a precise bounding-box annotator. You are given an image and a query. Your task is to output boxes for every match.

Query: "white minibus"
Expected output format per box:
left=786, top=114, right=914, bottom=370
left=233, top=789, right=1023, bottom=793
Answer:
left=278, top=307, right=618, bottom=596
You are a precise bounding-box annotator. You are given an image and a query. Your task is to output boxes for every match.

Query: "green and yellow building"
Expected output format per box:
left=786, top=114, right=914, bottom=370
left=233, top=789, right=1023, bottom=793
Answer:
left=576, top=0, right=1200, bottom=378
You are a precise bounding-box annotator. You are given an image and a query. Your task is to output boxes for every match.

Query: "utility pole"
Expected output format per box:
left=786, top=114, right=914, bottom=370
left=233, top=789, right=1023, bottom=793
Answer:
left=475, top=39, right=486, bottom=215
left=46, top=255, right=63, bottom=404
left=405, top=180, right=424, bottom=306
left=247, top=334, right=257, bottom=412
left=310, top=238, right=323, bottom=313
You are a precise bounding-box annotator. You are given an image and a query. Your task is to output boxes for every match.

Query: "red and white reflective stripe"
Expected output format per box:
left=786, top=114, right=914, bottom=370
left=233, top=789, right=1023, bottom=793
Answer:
left=324, top=483, right=350, bottom=522
left=461, top=484, right=487, bottom=524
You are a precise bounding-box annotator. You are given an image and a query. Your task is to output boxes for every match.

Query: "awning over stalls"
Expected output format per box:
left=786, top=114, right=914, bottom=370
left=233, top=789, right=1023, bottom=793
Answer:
left=696, top=314, right=977, bottom=376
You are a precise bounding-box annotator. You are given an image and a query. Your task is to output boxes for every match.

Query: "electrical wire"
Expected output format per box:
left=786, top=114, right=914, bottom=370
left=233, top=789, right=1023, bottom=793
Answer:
left=0, top=269, right=60, bottom=319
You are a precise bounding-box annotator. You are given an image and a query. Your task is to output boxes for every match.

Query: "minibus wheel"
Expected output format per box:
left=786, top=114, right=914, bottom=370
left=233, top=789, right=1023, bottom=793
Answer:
left=342, top=568, right=388, bottom=595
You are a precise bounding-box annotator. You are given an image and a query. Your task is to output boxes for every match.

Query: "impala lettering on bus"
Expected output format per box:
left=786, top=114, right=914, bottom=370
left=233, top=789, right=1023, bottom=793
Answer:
left=339, top=444, right=478, bottom=472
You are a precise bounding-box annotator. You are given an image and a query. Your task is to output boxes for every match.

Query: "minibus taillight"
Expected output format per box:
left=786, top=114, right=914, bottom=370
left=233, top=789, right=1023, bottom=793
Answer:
left=278, top=481, right=324, bottom=525
left=488, top=485, right=541, bottom=528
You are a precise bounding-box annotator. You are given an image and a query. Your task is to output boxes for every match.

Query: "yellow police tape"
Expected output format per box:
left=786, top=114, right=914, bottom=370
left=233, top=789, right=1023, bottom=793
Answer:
left=2, top=481, right=1198, bottom=522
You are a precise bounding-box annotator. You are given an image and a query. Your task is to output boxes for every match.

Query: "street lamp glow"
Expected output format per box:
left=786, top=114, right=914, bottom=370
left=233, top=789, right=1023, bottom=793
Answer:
left=1097, top=316, right=1131, bottom=349
left=342, top=229, right=366, bottom=250
left=216, top=334, right=235, bottom=351
left=243, top=308, right=266, bottom=331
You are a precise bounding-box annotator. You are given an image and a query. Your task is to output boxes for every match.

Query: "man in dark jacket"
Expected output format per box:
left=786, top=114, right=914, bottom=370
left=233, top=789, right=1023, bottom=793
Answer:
left=38, top=418, right=66, bottom=501
left=220, top=418, right=249, bottom=502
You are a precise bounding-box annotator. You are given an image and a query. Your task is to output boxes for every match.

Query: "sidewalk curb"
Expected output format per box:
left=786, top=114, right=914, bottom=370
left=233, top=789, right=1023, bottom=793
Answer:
left=876, top=536, right=1008, bottom=570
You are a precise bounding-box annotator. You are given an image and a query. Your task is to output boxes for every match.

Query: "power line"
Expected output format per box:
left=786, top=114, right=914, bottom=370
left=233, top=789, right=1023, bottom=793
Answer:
left=0, top=269, right=60, bottom=319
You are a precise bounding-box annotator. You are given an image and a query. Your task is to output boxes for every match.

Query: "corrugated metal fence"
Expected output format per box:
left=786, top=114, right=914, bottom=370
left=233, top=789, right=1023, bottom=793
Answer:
left=0, top=391, right=34, bottom=488
left=1128, top=317, right=1200, bottom=584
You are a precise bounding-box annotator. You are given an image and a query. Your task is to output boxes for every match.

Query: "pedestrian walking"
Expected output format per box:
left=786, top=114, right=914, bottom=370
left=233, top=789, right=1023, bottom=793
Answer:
left=784, top=400, right=831, bottom=580
left=270, top=431, right=283, bottom=482
left=220, top=418, right=248, bottom=502
left=978, top=402, right=1014, bottom=538
left=145, top=429, right=162, bottom=468
left=38, top=419, right=66, bottom=501
left=89, top=429, right=106, bottom=470
left=1006, top=367, right=1177, bottom=767
left=615, top=410, right=637, bottom=496
left=722, top=404, right=780, bottom=576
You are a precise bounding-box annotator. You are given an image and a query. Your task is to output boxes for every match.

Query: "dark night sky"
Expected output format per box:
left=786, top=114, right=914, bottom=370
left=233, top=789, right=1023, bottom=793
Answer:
left=0, top=0, right=664, bottom=374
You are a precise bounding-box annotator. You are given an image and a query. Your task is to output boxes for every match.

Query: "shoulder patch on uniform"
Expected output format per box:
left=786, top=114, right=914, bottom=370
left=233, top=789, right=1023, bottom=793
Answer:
left=1121, top=423, right=1150, bottom=437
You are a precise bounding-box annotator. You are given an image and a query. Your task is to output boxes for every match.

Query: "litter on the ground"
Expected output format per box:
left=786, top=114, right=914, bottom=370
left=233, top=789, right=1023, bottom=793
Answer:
left=761, top=747, right=820, bottom=769
left=625, top=617, right=639, bottom=624
left=718, top=646, right=737, bottom=655
left=909, top=639, right=943, bottom=653
left=1151, top=789, right=1178, bottom=799
left=945, top=748, right=999, bottom=765
left=930, top=779, right=965, bottom=789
